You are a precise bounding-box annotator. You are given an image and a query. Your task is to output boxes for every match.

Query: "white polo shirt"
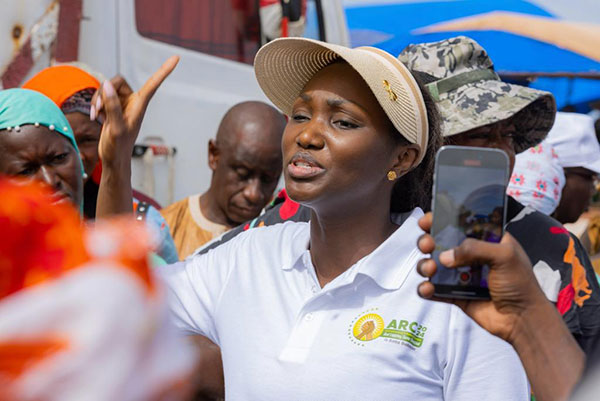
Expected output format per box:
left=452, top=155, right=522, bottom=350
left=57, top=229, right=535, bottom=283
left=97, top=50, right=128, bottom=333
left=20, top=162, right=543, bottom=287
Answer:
left=158, top=208, right=528, bottom=400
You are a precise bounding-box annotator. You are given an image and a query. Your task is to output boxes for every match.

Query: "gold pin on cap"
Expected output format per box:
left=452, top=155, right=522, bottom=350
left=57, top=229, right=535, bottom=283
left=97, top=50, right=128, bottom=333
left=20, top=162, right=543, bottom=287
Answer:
left=382, top=80, right=397, bottom=101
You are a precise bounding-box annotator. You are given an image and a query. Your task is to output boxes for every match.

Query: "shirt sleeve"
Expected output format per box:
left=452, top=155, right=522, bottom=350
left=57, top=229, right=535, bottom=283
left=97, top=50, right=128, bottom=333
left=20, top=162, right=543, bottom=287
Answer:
left=145, top=204, right=179, bottom=264
left=197, top=194, right=310, bottom=256
left=443, top=306, right=530, bottom=401
left=563, top=234, right=600, bottom=357
left=155, top=237, right=238, bottom=344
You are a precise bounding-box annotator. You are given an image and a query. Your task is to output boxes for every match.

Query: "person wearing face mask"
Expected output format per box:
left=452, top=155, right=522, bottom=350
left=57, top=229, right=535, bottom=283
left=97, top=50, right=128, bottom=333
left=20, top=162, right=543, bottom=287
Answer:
left=199, top=36, right=600, bottom=362
left=399, top=36, right=600, bottom=358
left=506, top=139, right=565, bottom=216
left=187, top=36, right=596, bottom=396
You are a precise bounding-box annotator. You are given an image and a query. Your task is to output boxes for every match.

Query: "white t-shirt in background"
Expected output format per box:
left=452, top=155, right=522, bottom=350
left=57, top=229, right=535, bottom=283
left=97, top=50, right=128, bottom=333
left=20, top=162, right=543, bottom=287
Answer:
left=158, top=208, right=529, bottom=400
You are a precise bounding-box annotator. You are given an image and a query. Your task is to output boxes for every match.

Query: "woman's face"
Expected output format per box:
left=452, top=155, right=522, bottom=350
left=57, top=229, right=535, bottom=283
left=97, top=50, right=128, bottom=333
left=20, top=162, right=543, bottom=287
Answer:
left=282, top=62, right=412, bottom=212
left=66, top=112, right=102, bottom=179
left=0, top=125, right=83, bottom=207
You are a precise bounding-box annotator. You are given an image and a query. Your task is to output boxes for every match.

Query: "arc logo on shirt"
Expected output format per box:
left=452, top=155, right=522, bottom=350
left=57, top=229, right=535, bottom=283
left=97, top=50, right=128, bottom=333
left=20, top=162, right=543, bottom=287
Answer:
left=348, top=308, right=427, bottom=349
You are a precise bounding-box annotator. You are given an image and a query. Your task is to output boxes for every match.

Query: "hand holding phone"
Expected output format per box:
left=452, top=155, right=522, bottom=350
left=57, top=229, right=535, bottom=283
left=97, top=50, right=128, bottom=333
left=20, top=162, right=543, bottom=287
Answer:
left=416, top=212, right=554, bottom=339
left=415, top=212, right=585, bottom=401
left=429, top=146, right=510, bottom=299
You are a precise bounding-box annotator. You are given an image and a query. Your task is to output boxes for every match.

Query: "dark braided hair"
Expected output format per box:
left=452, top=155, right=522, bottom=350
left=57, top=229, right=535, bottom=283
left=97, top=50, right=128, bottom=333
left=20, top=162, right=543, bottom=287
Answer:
left=390, top=70, right=442, bottom=213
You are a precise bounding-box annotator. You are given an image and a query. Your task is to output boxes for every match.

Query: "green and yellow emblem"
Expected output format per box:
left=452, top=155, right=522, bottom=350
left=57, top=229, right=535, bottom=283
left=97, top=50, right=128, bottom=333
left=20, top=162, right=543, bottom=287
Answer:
left=348, top=308, right=428, bottom=348
left=352, top=313, right=385, bottom=341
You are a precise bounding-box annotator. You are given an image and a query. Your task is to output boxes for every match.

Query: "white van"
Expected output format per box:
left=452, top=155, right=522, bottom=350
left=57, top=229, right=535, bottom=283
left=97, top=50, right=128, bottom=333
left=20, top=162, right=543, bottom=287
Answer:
left=0, top=0, right=348, bottom=206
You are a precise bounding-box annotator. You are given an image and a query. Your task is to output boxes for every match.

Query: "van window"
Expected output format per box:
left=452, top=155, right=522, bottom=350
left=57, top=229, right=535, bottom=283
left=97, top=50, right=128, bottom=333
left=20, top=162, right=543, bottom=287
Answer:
left=135, top=0, right=261, bottom=64
left=135, top=0, right=321, bottom=64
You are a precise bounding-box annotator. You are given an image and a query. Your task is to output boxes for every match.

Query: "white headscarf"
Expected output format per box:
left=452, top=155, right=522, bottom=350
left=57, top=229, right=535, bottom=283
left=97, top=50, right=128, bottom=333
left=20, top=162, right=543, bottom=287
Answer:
left=546, top=111, right=600, bottom=174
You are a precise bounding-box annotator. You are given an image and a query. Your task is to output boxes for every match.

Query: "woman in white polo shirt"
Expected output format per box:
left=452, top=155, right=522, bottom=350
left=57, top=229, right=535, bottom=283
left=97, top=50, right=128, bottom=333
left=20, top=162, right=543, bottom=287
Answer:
left=158, top=38, right=528, bottom=400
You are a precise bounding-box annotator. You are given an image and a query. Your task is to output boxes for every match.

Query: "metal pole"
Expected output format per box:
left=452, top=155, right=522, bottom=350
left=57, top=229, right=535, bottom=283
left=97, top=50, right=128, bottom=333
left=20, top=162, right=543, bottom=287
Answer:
left=315, top=0, right=326, bottom=42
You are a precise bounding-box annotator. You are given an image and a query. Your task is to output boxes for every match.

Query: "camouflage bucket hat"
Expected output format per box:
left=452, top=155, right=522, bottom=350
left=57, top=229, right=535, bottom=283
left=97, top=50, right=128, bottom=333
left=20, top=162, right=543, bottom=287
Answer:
left=399, top=36, right=556, bottom=153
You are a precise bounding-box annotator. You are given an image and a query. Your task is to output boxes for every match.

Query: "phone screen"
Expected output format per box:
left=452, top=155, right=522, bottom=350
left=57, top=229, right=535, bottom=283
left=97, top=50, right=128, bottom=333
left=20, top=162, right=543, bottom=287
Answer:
left=431, top=146, right=509, bottom=299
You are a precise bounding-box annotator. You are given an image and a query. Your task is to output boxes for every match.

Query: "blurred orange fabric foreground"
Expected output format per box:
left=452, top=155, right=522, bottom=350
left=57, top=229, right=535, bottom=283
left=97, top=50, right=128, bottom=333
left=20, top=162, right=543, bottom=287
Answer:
left=0, top=178, right=195, bottom=401
left=0, top=178, right=157, bottom=299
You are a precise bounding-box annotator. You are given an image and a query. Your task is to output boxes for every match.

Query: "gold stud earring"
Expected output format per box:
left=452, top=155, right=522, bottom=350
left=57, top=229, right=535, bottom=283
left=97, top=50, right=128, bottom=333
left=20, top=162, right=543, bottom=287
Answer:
left=387, top=170, right=397, bottom=181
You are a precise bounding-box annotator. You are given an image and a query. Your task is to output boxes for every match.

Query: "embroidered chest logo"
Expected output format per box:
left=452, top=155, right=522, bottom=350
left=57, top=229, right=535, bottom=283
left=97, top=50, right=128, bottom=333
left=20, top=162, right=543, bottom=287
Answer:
left=348, top=308, right=427, bottom=349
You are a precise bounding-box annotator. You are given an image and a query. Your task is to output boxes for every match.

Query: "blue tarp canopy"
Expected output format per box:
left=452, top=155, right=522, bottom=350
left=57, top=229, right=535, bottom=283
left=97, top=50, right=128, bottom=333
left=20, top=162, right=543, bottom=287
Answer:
left=344, top=0, right=600, bottom=108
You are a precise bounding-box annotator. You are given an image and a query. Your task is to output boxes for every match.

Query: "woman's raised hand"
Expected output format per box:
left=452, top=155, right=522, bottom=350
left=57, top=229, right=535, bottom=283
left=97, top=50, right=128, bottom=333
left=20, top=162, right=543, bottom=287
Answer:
left=92, top=56, right=179, bottom=218
left=91, top=56, right=180, bottom=169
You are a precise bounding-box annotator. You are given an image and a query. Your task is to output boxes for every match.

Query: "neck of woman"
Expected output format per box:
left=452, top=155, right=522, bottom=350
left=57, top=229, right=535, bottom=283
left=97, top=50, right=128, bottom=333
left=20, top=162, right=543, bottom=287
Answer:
left=308, top=196, right=399, bottom=288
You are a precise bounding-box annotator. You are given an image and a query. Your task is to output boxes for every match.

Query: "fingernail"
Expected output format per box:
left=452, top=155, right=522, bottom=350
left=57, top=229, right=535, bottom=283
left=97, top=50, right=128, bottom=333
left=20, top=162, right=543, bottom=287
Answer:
left=103, top=80, right=115, bottom=97
left=439, top=249, right=455, bottom=266
left=90, top=105, right=96, bottom=121
left=96, top=93, right=102, bottom=110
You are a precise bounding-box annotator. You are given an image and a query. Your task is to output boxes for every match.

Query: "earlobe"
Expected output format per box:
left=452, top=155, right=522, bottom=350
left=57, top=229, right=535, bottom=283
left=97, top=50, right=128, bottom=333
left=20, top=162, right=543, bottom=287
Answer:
left=208, top=139, right=219, bottom=171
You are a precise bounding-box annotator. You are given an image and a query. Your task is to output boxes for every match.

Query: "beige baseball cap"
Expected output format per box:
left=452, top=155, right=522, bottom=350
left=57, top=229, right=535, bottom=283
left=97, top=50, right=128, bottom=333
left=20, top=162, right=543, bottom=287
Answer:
left=254, top=37, right=430, bottom=164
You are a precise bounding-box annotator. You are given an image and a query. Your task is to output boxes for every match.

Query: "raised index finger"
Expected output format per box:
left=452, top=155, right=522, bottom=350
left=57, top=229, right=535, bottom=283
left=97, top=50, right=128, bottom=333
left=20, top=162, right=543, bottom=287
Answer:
left=138, top=55, right=180, bottom=104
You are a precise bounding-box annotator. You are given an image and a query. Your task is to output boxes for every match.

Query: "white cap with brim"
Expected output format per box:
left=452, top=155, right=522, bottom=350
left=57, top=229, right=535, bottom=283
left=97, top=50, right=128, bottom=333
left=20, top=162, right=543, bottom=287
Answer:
left=253, top=37, right=429, bottom=164
left=546, top=112, right=600, bottom=174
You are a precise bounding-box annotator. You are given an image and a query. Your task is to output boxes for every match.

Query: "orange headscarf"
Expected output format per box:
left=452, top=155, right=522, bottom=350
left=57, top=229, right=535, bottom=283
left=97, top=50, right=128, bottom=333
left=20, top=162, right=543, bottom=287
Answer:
left=23, top=65, right=104, bottom=183
left=22, top=65, right=100, bottom=108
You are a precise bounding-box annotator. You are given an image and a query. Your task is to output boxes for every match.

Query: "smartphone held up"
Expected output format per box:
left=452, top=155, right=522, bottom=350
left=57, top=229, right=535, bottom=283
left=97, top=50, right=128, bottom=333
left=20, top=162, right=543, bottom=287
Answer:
left=430, top=146, right=510, bottom=299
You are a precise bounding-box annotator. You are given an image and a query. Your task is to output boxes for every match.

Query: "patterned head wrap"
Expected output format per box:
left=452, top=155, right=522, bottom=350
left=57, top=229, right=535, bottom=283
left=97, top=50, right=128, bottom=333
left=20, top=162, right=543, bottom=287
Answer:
left=23, top=66, right=104, bottom=182
left=61, top=87, right=96, bottom=116
left=507, top=140, right=565, bottom=215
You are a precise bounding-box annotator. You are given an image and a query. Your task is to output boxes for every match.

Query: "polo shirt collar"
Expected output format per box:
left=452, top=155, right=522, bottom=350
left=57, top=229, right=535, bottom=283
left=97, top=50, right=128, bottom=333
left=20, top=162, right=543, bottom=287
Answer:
left=281, top=223, right=311, bottom=271
left=282, top=208, right=425, bottom=291
left=354, top=208, right=425, bottom=290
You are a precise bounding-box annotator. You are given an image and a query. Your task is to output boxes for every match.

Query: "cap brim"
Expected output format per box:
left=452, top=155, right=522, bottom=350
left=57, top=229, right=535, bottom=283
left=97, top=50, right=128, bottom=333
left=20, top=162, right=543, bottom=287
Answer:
left=439, top=79, right=556, bottom=153
left=254, top=38, right=349, bottom=116
left=582, top=158, right=600, bottom=175
left=253, top=37, right=429, bottom=162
